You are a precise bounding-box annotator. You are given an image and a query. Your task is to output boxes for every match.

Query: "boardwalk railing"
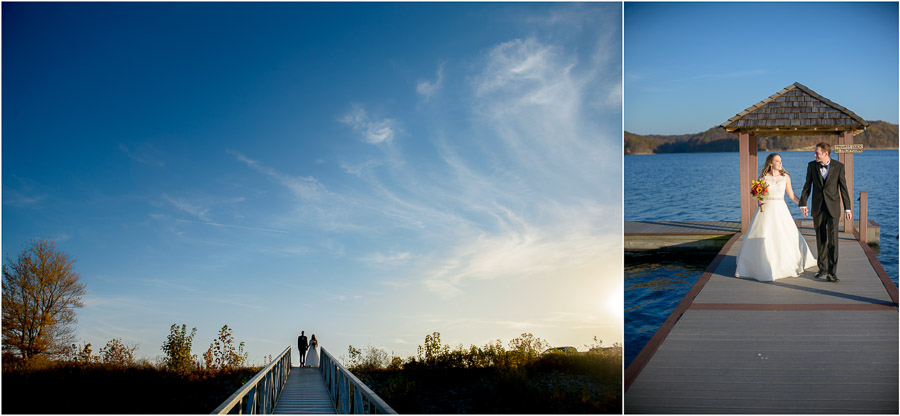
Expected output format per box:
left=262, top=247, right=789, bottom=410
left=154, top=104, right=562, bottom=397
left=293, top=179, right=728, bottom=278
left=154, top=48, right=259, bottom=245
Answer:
left=212, top=346, right=292, bottom=414
left=320, top=347, right=397, bottom=414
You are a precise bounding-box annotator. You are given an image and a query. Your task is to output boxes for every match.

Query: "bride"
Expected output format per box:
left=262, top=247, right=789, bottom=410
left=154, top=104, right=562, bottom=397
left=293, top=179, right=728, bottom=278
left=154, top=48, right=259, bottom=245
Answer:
left=306, top=334, right=319, bottom=367
left=735, top=153, right=816, bottom=281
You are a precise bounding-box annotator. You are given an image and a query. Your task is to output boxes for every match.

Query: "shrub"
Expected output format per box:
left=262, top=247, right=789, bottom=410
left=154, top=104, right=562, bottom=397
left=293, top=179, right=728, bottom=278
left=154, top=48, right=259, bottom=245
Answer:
left=202, top=325, right=247, bottom=371
left=161, top=323, right=197, bottom=372
left=99, top=338, right=138, bottom=366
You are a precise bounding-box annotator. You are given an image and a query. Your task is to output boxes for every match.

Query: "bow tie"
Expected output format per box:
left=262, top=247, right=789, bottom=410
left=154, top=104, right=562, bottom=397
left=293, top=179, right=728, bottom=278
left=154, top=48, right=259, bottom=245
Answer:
left=819, top=163, right=828, bottom=169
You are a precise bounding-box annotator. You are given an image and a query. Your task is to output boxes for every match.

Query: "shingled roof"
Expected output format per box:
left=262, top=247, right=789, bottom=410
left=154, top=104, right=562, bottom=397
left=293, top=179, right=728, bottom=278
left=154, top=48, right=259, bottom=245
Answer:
left=721, top=82, right=868, bottom=136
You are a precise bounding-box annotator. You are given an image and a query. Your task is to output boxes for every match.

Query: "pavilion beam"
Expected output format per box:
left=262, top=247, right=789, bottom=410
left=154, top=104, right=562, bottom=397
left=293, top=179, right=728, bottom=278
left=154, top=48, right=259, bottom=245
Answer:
left=840, top=131, right=855, bottom=234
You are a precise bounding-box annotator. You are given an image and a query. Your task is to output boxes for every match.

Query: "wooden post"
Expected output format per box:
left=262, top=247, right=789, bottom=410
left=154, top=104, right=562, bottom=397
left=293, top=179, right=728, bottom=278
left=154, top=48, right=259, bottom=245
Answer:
left=860, top=191, right=868, bottom=243
left=748, top=134, right=758, bottom=230
left=739, top=132, right=751, bottom=232
left=749, top=135, right=758, bottom=178
left=840, top=131, right=855, bottom=234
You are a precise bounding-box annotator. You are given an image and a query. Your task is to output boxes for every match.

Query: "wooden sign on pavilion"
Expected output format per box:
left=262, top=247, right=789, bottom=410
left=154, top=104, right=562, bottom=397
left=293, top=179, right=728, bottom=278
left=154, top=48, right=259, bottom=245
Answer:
left=721, top=82, right=868, bottom=233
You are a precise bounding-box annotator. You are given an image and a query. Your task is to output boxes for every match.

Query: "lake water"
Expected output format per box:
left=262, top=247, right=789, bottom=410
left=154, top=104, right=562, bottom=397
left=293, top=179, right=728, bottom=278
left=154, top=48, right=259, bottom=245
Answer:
left=624, top=149, right=898, bottom=368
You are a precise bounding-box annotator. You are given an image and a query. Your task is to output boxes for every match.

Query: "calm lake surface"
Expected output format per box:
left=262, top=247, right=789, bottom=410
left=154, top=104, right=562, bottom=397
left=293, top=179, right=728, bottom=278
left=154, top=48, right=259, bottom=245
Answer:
left=624, top=149, right=899, bottom=368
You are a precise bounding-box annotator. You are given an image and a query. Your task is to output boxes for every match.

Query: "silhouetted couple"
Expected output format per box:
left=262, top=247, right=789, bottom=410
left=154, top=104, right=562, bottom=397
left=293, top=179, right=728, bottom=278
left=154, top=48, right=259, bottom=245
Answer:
left=297, top=331, right=319, bottom=367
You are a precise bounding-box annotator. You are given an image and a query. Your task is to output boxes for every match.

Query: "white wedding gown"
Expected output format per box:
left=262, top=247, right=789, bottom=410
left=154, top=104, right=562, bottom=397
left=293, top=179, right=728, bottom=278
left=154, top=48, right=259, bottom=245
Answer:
left=306, top=344, right=319, bottom=367
left=735, top=175, right=816, bottom=282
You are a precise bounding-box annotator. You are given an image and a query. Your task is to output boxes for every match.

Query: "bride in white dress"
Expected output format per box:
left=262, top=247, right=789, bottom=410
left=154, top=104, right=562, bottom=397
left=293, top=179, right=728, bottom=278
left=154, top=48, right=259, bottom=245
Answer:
left=306, top=334, right=319, bottom=367
left=735, top=153, right=816, bottom=282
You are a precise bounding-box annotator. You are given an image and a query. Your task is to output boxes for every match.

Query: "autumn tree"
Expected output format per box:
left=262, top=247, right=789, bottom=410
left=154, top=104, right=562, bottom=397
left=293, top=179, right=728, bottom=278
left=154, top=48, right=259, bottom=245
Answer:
left=2, top=239, right=87, bottom=360
left=161, top=323, right=197, bottom=372
left=202, top=324, right=247, bottom=371
left=99, top=338, right=138, bottom=366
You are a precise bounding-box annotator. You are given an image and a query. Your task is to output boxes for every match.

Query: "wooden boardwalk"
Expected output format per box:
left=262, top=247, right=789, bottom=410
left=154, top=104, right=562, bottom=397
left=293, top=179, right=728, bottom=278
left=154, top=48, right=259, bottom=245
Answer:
left=625, top=220, right=880, bottom=251
left=625, top=223, right=898, bottom=413
left=625, top=221, right=740, bottom=251
left=273, top=367, right=337, bottom=414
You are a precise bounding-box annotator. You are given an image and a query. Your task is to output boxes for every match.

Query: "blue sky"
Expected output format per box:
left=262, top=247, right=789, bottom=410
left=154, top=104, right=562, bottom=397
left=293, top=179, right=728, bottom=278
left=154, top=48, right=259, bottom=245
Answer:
left=2, top=3, right=622, bottom=364
left=625, top=2, right=899, bottom=135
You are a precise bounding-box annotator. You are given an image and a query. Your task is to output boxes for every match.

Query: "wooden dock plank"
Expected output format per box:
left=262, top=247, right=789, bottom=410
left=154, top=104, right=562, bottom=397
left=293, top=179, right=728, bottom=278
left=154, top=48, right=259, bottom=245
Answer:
left=694, top=230, right=894, bottom=305
left=625, top=222, right=898, bottom=414
left=625, top=220, right=880, bottom=251
left=627, top=311, right=898, bottom=414
left=625, top=221, right=742, bottom=235
left=273, top=367, right=337, bottom=414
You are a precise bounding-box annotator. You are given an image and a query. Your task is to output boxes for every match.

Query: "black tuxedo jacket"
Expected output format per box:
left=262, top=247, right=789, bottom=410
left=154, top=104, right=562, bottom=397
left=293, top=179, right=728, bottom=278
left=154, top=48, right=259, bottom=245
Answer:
left=298, top=335, right=308, bottom=351
left=799, top=159, right=851, bottom=217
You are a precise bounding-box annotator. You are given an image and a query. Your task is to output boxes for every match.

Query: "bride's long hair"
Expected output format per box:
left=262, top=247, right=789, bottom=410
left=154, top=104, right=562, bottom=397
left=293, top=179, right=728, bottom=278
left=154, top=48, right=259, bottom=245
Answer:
left=310, top=334, right=318, bottom=348
left=759, top=153, right=789, bottom=179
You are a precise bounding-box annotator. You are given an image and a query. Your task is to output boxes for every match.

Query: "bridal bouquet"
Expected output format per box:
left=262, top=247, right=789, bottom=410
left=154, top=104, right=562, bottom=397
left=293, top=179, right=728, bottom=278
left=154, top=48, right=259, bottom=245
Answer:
left=750, top=179, right=769, bottom=212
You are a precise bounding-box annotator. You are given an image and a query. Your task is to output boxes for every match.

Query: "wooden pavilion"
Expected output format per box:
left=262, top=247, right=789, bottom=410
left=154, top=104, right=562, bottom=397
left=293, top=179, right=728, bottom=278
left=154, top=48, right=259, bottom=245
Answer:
left=721, top=82, right=868, bottom=232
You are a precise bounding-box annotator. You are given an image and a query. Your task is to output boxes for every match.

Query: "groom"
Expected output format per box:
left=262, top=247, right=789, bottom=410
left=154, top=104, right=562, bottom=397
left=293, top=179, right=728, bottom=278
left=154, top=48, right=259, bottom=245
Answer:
left=799, top=142, right=852, bottom=283
left=298, top=331, right=308, bottom=366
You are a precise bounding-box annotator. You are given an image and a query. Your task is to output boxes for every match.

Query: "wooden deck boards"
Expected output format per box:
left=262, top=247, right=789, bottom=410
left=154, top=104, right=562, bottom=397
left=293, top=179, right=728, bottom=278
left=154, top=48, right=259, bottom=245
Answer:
left=625, top=220, right=880, bottom=250
left=273, top=367, right=336, bottom=414
left=625, top=223, right=898, bottom=414
left=694, top=229, right=893, bottom=306
left=625, top=221, right=742, bottom=235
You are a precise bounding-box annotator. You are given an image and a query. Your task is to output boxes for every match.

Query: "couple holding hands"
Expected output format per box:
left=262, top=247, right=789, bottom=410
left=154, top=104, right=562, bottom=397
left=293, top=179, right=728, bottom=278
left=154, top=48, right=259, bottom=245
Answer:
left=736, top=142, right=852, bottom=283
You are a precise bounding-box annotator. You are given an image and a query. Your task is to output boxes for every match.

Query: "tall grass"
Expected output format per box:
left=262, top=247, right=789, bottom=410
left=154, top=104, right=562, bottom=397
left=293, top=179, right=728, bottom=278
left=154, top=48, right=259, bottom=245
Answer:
left=2, top=357, right=260, bottom=413
left=347, top=333, right=622, bottom=414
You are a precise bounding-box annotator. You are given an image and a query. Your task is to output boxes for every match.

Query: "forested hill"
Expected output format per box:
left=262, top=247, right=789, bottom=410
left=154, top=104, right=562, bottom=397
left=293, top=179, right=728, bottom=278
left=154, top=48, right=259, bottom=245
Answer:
left=624, top=120, right=898, bottom=154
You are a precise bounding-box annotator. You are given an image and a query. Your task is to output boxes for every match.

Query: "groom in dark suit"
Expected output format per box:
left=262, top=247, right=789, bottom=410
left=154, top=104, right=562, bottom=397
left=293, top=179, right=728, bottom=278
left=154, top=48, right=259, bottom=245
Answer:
left=799, top=142, right=852, bottom=283
left=298, top=331, right=308, bottom=366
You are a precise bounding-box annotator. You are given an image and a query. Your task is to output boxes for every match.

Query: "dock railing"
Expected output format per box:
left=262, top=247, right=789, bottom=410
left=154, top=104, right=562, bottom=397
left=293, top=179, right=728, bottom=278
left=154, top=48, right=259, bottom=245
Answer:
left=212, top=346, right=291, bottom=414
left=320, top=347, right=397, bottom=414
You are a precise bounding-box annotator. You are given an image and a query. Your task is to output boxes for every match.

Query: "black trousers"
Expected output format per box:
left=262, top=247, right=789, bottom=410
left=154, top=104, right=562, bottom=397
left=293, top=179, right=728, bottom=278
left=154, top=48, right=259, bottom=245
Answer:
left=813, top=209, right=840, bottom=275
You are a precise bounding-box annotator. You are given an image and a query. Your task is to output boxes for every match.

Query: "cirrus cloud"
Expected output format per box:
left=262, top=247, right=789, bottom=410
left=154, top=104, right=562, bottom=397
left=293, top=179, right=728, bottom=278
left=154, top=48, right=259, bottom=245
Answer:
left=340, top=105, right=398, bottom=144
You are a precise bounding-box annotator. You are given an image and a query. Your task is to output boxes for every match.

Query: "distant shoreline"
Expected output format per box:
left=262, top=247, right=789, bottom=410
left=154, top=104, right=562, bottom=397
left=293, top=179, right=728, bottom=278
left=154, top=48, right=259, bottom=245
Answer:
left=625, top=147, right=899, bottom=155
left=624, top=121, right=899, bottom=155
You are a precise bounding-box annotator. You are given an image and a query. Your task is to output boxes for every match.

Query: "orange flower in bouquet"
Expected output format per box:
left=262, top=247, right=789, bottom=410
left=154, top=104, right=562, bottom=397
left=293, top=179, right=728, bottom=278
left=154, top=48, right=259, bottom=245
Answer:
left=750, top=178, right=769, bottom=212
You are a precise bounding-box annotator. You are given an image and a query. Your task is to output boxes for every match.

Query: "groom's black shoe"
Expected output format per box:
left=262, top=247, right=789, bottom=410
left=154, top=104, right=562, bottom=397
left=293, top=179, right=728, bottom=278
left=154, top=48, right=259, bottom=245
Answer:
left=826, top=274, right=840, bottom=283
left=814, top=270, right=827, bottom=279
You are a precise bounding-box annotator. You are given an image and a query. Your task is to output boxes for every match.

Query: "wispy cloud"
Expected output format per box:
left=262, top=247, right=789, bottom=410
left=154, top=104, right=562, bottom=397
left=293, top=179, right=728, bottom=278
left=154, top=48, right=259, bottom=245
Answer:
left=275, top=246, right=311, bottom=257
left=416, top=62, right=445, bottom=100
left=474, top=37, right=559, bottom=98
left=222, top=12, right=620, bottom=314
left=361, top=251, right=413, bottom=265
left=339, top=105, right=398, bottom=144
left=414, top=25, right=619, bottom=299
left=422, top=222, right=609, bottom=299
left=230, top=150, right=327, bottom=201
left=52, top=234, right=73, bottom=242
left=470, top=35, right=613, bottom=186
left=3, top=176, right=48, bottom=208
left=2, top=190, right=47, bottom=207
left=339, top=159, right=383, bottom=177
left=162, top=194, right=209, bottom=219
left=119, top=142, right=166, bottom=168
left=174, top=218, right=288, bottom=234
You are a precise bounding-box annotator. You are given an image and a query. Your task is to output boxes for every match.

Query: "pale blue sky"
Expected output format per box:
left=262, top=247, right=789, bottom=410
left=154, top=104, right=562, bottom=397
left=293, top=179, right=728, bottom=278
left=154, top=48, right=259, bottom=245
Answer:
left=625, top=2, right=899, bottom=135
left=3, top=3, right=622, bottom=363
